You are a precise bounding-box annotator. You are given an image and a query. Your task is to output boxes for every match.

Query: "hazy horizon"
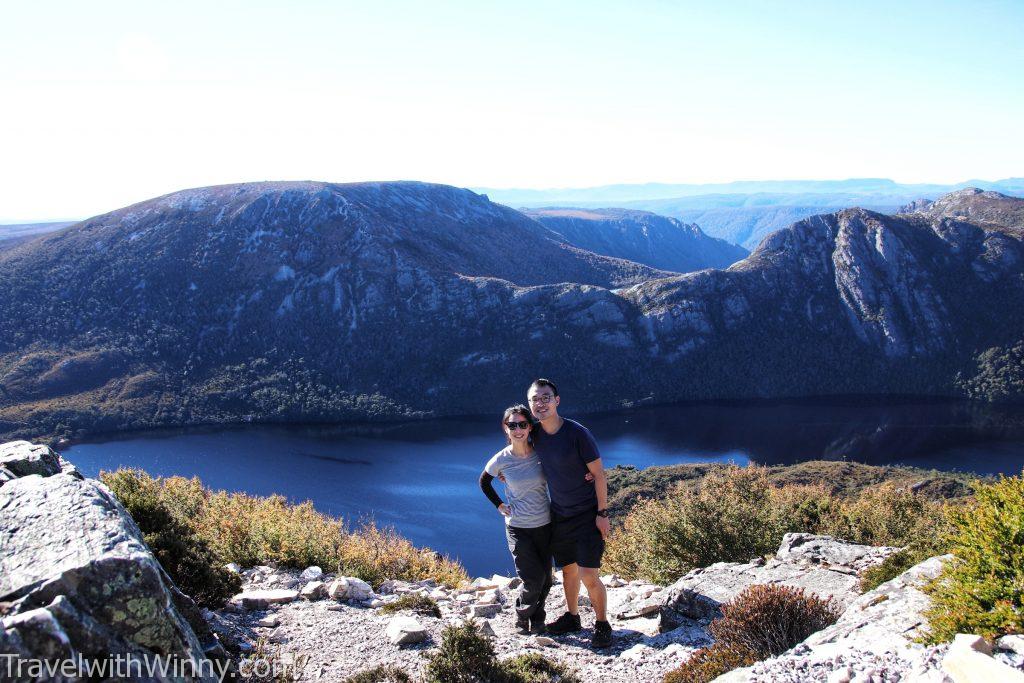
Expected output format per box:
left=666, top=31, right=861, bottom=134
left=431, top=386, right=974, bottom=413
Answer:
left=4, top=174, right=1024, bottom=224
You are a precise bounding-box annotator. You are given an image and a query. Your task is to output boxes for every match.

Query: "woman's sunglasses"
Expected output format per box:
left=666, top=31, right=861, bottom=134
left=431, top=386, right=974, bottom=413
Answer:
left=506, top=420, right=531, bottom=431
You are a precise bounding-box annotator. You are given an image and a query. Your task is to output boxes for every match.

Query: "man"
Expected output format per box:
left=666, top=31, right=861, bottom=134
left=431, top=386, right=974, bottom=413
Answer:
left=527, top=378, right=612, bottom=649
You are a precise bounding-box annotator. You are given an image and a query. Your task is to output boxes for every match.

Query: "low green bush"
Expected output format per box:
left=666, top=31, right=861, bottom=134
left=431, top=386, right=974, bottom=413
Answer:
left=663, top=584, right=841, bottom=683
left=101, top=468, right=468, bottom=601
left=605, top=466, right=783, bottom=583
left=710, top=584, right=840, bottom=659
left=423, top=621, right=498, bottom=683
left=500, top=653, right=579, bottom=683
left=238, top=637, right=310, bottom=682
left=342, top=664, right=413, bottom=683
left=859, top=540, right=945, bottom=593
left=924, top=473, right=1024, bottom=642
left=423, top=621, right=578, bottom=683
left=101, top=468, right=240, bottom=607
left=663, top=644, right=754, bottom=683
left=819, top=483, right=946, bottom=547
left=605, top=464, right=949, bottom=584
left=378, top=593, right=442, bottom=618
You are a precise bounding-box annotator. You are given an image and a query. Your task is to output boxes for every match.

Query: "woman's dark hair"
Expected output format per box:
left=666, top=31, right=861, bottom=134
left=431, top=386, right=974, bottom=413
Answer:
left=501, top=404, right=535, bottom=445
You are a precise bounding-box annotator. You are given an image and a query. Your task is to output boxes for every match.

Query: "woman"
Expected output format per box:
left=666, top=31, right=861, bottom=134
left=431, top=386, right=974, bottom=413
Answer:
left=479, top=405, right=554, bottom=635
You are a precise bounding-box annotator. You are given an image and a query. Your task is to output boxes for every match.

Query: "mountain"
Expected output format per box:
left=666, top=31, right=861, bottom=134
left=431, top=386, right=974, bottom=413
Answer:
left=899, top=187, right=1024, bottom=231
left=0, top=183, right=1022, bottom=442
left=522, top=208, right=747, bottom=272
left=478, top=179, right=1024, bottom=250
left=0, top=221, right=75, bottom=252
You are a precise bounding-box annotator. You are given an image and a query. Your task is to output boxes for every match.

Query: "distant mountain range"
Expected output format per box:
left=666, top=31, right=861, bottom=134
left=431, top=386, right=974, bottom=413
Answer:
left=0, top=222, right=75, bottom=252
left=476, top=178, right=1024, bottom=206
left=523, top=208, right=747, bottom=273
left=0, top=183, right=1021, bottom=442
left=477, top=178, right=1024, bottom=249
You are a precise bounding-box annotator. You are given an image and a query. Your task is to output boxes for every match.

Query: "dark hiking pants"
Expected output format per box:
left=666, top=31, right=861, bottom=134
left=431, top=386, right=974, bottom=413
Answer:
left=505, top=523, right=554, bottom=623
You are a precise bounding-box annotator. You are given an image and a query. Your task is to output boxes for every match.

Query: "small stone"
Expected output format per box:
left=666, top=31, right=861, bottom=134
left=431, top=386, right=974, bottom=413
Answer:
left=952, top=633, right=992, bottom=656
left=620, top=644, right=651, bottom=661
left=224, top=562, right=242, bottom=574
left=525, top=636, right=557, bottom=649
left=300, top=566, right=324, bottom=581
left=328, top=578, right=350, bottom=600
left=233, top=589, right=299, bottom=610
left=601, top=574, right=627, bottom=588
left=660, top=643, right=688, bottom=659
left=471, top=604, right=501, bottom=618
left=827, top=667, right=853, bottom=683
left=257, top=616, right=279, bottom=628
left=300, top=580, right=326, bottom=601
left=477, top=620, right=496, bottom=637
left=997, top=635, right=1024, bottom=656
left=471, top=577, right=498, bottom=590
left=386, top=616, right=428, bottom=645
left=345, top=577, right=373, bottom=601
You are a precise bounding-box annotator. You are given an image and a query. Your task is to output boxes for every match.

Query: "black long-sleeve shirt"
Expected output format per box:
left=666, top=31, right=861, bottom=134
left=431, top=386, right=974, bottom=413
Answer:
left=479, top=470, right=503, bottom=508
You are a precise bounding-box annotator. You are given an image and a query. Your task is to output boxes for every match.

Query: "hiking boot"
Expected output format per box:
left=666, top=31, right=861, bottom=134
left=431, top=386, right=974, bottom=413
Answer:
left=515, top=616, right=531, bottom=635
left=545, top=612, right=582, bottom=634
left=529, top=613, right=547, bottom=634
left=591, top=620, right=613, bottom=648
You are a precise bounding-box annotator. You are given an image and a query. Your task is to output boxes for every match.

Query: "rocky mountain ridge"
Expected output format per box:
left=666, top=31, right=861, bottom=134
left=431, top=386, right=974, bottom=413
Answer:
left=0, top=184, right=1022, bottom=443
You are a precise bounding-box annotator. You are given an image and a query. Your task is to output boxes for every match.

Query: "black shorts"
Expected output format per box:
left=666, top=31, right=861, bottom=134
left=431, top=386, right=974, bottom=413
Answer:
left=550, top=507, right=604, bottom=569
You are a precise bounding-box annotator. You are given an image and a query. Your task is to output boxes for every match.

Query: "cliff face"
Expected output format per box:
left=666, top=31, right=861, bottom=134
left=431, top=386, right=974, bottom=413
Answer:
left=0, top=441, right=223, bottom=679
left=0, top=185, right=1021, bottom=441
left=523, top=207, right=748, bottom=273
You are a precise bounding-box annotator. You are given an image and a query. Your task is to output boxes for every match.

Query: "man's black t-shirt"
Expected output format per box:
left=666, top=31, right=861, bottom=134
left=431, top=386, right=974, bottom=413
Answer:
left=532, top=418, right=600, bottom=517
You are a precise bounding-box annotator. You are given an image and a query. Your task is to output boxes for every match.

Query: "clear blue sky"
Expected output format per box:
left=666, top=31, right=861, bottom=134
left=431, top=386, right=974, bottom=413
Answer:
left=1, top=0, right=1022, bottom=220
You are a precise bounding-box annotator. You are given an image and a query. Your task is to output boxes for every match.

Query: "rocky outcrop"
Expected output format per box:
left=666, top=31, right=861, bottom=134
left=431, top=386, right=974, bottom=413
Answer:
left=660, top=534, right=898, bottom=630
left=710, top=554, right=1024, bottom=682
left=0, top=440, right=80, bottom=481
left=902, top=188, right=1024, bottom=231
left=0, top=441, right=224, bottom=681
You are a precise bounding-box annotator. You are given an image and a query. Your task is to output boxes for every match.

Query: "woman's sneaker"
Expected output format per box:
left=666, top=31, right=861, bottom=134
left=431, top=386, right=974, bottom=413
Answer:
left=591, top=620, right=613, bottom=648
left=545, top=612, right=582, bottom=634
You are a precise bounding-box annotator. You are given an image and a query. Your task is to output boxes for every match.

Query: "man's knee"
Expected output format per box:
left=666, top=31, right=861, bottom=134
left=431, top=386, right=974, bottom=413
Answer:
left=579, top=567, right=602, bottom=588
left=561, top=563, right=579, bottom=579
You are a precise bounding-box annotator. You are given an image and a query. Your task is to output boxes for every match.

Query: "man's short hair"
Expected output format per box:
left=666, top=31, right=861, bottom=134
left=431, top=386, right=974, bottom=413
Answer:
left=529, top=378, right=558, bottom=396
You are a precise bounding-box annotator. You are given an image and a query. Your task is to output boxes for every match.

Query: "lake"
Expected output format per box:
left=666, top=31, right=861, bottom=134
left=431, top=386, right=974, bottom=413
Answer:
left=64, top=397, right=1024, bottom=576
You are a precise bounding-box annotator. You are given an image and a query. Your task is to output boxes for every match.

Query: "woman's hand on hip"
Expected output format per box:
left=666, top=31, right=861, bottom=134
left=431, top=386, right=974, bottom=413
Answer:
left=498, top=503, right=511, bottom=517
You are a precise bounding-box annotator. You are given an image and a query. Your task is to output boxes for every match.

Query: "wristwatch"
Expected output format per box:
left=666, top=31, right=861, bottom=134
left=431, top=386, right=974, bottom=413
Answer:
left=596, top=509, right=609, bottom=518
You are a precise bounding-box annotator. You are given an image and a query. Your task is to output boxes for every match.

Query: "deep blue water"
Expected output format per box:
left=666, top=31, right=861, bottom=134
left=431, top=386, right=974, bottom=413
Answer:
left=64, top=398, right=1024, bottom=576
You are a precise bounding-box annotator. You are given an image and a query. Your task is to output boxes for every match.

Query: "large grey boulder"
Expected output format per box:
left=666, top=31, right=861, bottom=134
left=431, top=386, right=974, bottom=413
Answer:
left=660, top=534, right=899, bottom=630
left=714, top=555, right=952, bottom=682
left=0, top=440, right=80, bottom=482
left=0, top=470, right=220, bottom=681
